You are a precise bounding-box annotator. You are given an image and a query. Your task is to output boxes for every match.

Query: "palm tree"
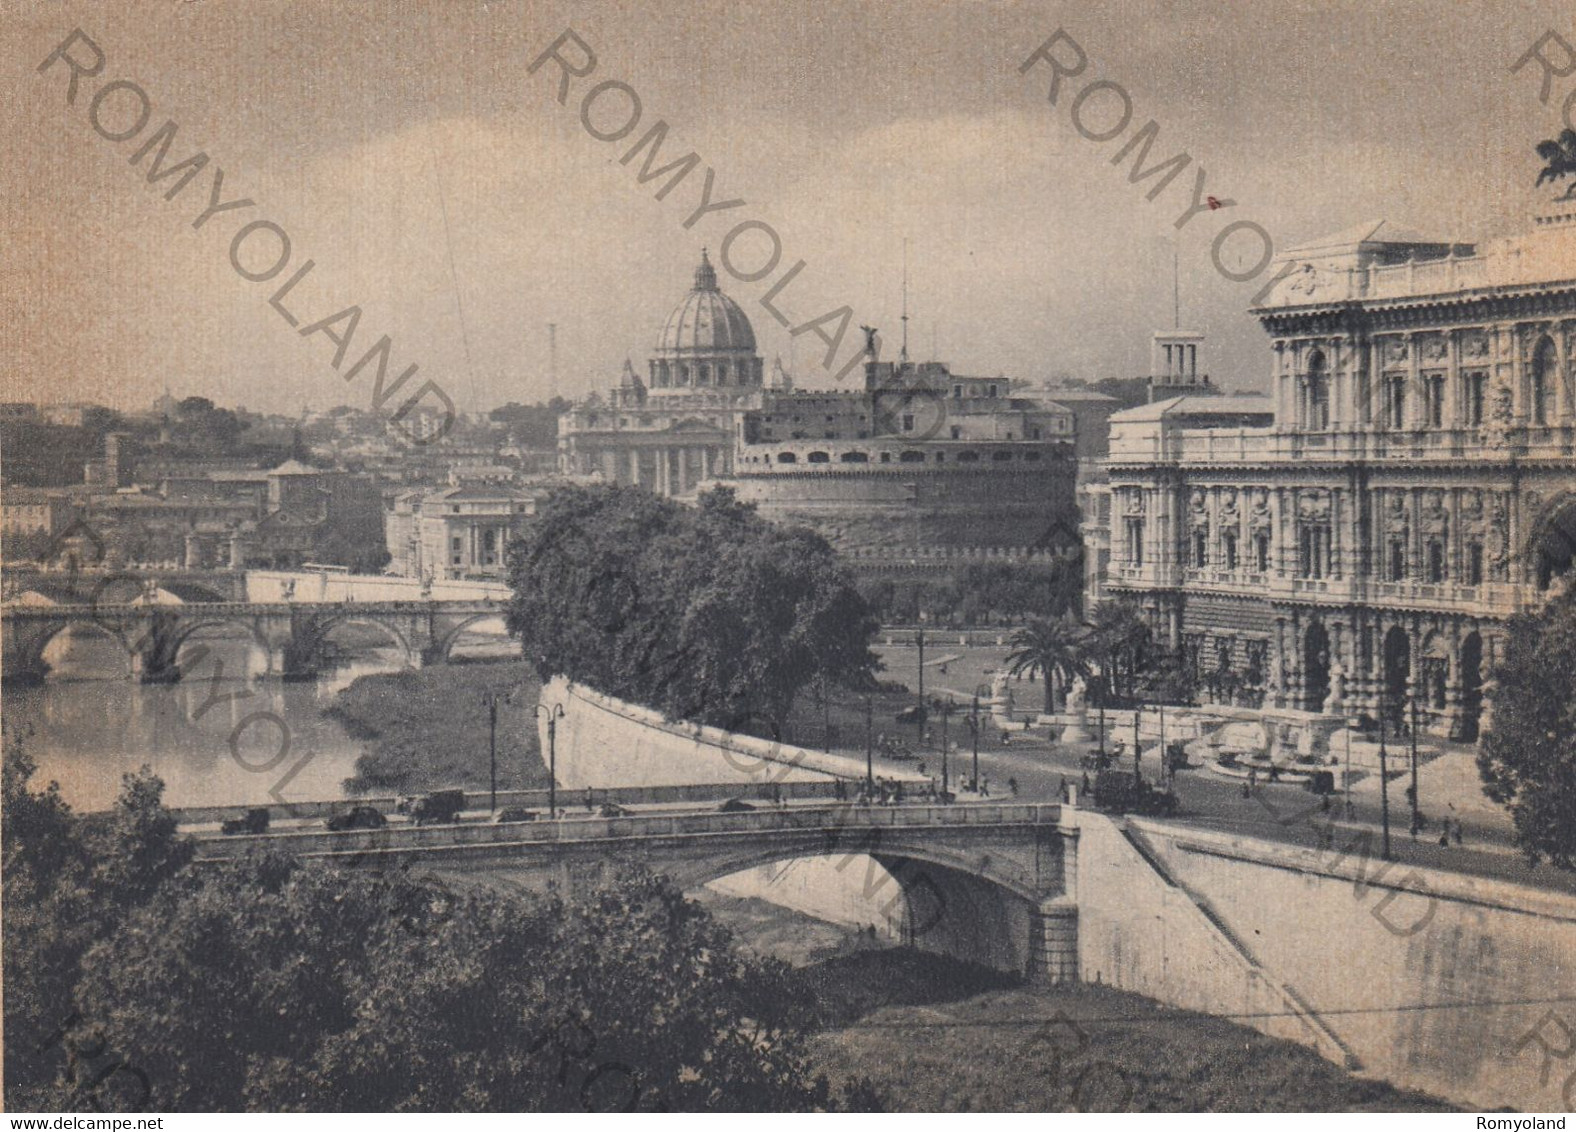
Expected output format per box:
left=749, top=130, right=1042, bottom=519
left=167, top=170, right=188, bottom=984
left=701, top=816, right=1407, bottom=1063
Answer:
left=1536, top=129, right=1576, bottom=195
left=1086, top=599, right=1152, bottom=703
left=1006, top=614, right=1087, bottom=715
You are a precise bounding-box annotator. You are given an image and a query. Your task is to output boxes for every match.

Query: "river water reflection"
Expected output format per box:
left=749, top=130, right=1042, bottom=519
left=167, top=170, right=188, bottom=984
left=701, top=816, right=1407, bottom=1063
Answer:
left=6, top=628, right=403, bottom=812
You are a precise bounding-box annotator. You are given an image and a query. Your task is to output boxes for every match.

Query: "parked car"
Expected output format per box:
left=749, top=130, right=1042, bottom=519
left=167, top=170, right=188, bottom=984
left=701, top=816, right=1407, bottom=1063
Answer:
left=1091, top=770, right=1178, bottom=817
left=327, top=806, right=387, bottom=832
left=412, top=790, right=466, bottom=825
left=494, top=807, right=538, bottom=824
left=1302, top=770, right=1337, bottom=795
left=599, top=802, right=630, bottom=818
left=221, top=807, right=270, bottom=836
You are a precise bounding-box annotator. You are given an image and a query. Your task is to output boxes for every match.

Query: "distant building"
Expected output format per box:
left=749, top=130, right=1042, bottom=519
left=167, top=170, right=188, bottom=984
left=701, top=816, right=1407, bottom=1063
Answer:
left=1084, top=200, right=1576, bottom=741
left=384, top=484, right=539, bottom=581
left=559, top=251, right=1085, bottom=564
left=1, top=488, right=76, bottom=540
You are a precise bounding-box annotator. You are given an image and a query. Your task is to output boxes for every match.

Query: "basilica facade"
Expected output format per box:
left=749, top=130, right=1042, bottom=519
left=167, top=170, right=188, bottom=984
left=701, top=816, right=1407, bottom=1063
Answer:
left=559, top=251, right=1087, bottom=561
left=1087, top=208, right=1576, bottom=741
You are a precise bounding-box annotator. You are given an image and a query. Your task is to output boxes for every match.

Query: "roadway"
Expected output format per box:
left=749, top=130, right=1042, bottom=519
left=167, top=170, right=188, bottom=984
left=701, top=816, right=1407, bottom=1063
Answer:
left=867, top=642, right=1576, bottom=897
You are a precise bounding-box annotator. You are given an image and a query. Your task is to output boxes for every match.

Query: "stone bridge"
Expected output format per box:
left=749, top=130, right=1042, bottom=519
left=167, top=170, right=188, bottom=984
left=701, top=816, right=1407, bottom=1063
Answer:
left=195, top=802, right=1081, bottom=983
left=0, top=598, right=508, bottom=683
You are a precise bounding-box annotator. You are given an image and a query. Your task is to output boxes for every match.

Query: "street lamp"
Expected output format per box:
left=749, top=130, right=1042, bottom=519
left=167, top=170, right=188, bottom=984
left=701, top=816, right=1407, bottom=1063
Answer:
left=940, top=697, right=952, bottom=795
left=534, top=701, right=566, bottom=818
left=968, top=695, right=981, bottom=792
left=479, top=689, right=516, bottom=813
left=864, top=693, right=874, bottom=794
left=916, top=612, right=928, bottom=751
left=1408, top=692, right=1421, bottom=836
left=1377, top=691, right=1392, bottom=861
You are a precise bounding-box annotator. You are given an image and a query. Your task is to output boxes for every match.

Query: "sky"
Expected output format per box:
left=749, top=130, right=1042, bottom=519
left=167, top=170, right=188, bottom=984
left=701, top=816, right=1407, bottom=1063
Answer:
left=2, top=0, right=1572, bottom=417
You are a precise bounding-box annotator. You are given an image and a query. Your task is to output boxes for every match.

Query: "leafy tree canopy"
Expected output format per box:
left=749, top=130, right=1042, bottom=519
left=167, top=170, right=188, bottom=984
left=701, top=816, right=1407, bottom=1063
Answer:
left=1477, top=585, right=1576, bottom=869
left=507, top=484, right=878, bottom=729
left=2, top=739, right=880, bottom=1112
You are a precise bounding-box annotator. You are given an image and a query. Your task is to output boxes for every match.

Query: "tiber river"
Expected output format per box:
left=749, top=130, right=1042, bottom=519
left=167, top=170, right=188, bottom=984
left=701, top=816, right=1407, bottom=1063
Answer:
left=6, top=623, right=508, bottom=812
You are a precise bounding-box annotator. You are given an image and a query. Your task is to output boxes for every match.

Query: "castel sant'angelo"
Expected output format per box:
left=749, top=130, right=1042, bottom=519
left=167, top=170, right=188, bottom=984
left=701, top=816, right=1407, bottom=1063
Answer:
left=557, top=251, right=1088, bottom=574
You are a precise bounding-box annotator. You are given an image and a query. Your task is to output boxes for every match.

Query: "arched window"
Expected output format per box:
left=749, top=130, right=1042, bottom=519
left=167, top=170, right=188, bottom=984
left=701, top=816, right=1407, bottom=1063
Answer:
left=697, top=364, right=710, bottom=386
left=776, top=451, right=797, bottom=464
left=717, top=364, right=730, bottom=385
left=839, top=451, right=868, bottom=463
left=992, top=450, right=1014, bottom=462
left=956, top=450, right=980, bottom=463
left=807, top=451, right=830, bottom=463
left=1532, top=336, right=1557, bottom=425
left=899, top=450, right=926, bottom=463
left=678, top=365, right=690, bottom=385
left=1305, top=350, right=1330, bottom=430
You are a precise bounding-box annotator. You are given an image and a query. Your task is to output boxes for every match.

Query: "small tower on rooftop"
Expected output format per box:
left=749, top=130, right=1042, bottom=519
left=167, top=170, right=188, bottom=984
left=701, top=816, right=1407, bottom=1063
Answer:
left=1148, top=330, right=1213, bottom=402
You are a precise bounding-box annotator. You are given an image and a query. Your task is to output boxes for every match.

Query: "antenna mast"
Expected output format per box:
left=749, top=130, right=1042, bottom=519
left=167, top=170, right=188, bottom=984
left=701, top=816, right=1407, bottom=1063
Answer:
left=1173, top=243, right=1180, bottom=330
left=900, top=238, right=910, bottom=364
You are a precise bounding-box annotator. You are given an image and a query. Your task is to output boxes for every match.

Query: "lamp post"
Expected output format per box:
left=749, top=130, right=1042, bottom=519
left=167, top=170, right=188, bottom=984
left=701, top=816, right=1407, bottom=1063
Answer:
left=864, top=693, right=874, bottom=794
left=1133, top=709, right=1142, bottom=781
left=968, top=695, right=981, bottom=792
left=1377, top=692, right=1392, bottom=861
left=1096, top=672, right=1106, bottom=763
left=916, top=614, right=927, bottom=751
left=534, top=702, right=566, bottom=818
left=940, top=697, right=952, bottom=795
left=479, top=689, right=516, bottom=813
left=1408, top=692, right=1420, bottom=836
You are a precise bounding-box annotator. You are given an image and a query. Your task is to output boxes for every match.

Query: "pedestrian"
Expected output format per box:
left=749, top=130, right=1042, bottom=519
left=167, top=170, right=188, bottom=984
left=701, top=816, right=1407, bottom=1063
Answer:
left=1438, top=828, right=1450, bottom=847
left=1008, top=777, right=1019, bottom=797
left=1059, top=775, right=1068, bottom=803
left=584, top=787, right=595, bottom=812
left=1453, top=818, right=1464, bottom=846
left=1081, top=771, right=1090, bottom=794
left=981, top=776, right=990, bottom=797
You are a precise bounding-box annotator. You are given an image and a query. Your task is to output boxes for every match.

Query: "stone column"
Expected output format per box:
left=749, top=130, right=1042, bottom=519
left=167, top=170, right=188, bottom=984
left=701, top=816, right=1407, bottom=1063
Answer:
left=1029, top=899, right=1079, bottom=985
left=628, top=449, right=641, bottom=488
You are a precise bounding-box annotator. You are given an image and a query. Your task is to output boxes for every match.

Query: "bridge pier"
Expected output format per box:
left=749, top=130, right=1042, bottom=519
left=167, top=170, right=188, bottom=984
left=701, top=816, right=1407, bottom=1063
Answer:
left=1029, top=898, right=1080, bottom=985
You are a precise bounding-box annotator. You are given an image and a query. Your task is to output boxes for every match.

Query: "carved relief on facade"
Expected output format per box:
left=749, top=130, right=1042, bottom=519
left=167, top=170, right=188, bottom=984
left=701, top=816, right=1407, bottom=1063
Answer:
left=1385, top=490, right=1410, bottom=537
left=1248, top=488, right=1272, bottom=532
left=1422, top=489, right=1448, bottom=536
left=1382, top=337, right=1409, bottom=365
left=1461, top=331, right=1490, bottom=360
left=1421, top=335, right=1449, bottom=363
left=1488, top=492, right=1511, bottom=577
left=1296, top=488, right=1331, bottom=521
left=1124, top=488, right=1146, bottom=516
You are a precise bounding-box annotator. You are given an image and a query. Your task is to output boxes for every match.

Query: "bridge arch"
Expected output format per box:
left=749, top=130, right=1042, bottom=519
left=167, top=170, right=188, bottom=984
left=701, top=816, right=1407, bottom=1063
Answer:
left=21, top=617, right=137, bottom=680
left=313, top=613, right=419, bottom=666
left=432, top=612, right=513, bottom=662
left=168, top=617, right=272, bottom=662
left=661, top=837, right=1050, bottom=977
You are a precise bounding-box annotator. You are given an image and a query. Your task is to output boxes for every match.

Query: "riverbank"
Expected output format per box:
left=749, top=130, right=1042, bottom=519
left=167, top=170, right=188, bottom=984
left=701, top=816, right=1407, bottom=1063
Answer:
left=326, top=660, right=547, bottom=795
left=696, top=893, right=1453, bottom=1112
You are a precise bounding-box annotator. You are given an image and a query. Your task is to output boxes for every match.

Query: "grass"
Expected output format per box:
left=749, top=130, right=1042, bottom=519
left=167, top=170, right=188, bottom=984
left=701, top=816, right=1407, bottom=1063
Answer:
left=324, top=659, right=548, bottom=795
left=801, top=960, right=1456, bottom=1112
left=697, top=892, right=1454, bottom=1112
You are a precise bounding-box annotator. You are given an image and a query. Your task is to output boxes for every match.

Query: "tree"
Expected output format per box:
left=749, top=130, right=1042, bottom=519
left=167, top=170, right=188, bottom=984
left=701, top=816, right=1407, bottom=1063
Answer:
left=1086, top=599, right=1153, bottom=703
left=1476, top=586, right=1576, bottom=870
left=2, top=743, right=192, bottom=1109
left=68, top=860, right=868, bottom=1111
left=1005, top=615, right=1088, bottom=714
left=4, top=737, right=881, bottom=1112
left=1536, top=128, right=1576, bottom=193
left=507, top=484, right=878, bottom=730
